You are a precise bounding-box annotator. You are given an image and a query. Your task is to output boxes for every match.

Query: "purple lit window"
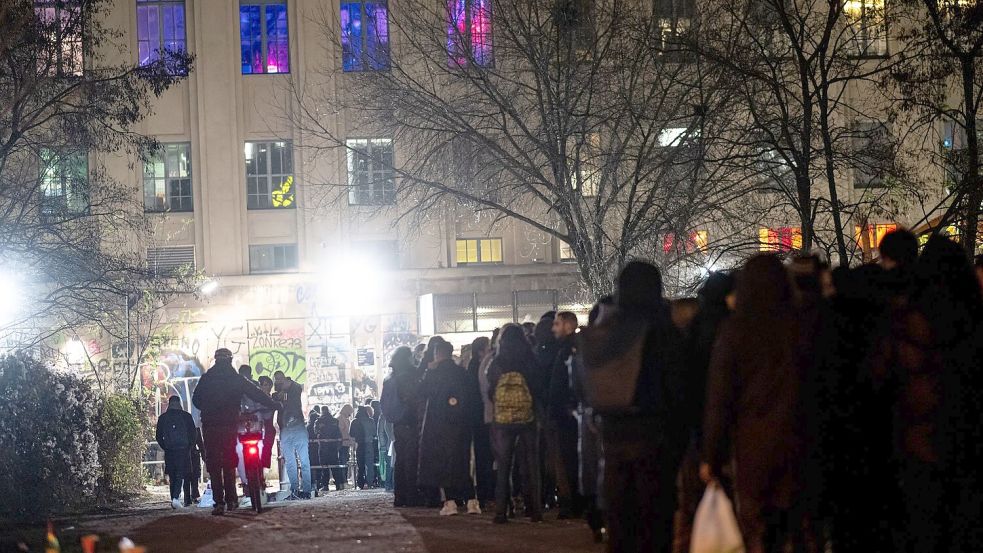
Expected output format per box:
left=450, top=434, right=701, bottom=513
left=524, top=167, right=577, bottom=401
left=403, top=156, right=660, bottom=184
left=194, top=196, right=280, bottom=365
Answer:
left=240, top=1, right=289, bottom=74
left=341, top=2, right=390, bottom=72
left=136, top=0, right=186, bottom=68
left=448, top=0, right=493, bottom=67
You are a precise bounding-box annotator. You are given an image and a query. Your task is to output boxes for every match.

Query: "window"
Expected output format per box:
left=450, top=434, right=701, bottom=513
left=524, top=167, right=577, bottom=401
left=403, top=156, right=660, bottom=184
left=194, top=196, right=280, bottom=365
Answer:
left=144, top=143, right=192, bottom=212
left=240, top=0, right=289, bottom=74
left=35, top=1, right=84, bottom=76
left=942, top=119, right=983, bottom=187
left=855, top=223, right=897, bottom=251
left=249, top=243, right=298, bottom=273
left=653, top=0, right=695, bottom=55
left=448, top=0, right=493, bottom=67
left=555, top=0, right=593, bottom=55
left=455, top=238, right=503, bottom=264
left=559, top=241, right=576, bottom=262
left=347, top=138, right=395, bottom=205
left=40, top=148, right=88, bottom=215
left=659, top=126, right=698, bottom=147
left=759, top=227, right=802, bottom=253
left=341, top=1, right=390, bottom=71
left=569, top=132, right=600, bottom=197
left=852, top=121, right=891, bottom=189
left=353, top=239, right=399, bottom=269
left=136, top=0, right=186, bottom=67
left=147, top=245, right=195, bottom=276
left=663, top=230, right=708, bottom=254
left=844, top=0, right=886, bottom=56
left=245, top=141, right=294, bottom=209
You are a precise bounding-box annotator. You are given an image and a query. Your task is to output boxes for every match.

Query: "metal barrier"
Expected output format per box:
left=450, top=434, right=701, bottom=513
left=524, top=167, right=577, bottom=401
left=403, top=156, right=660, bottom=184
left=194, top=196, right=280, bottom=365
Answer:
left=306, top=438, right=358, bottom=487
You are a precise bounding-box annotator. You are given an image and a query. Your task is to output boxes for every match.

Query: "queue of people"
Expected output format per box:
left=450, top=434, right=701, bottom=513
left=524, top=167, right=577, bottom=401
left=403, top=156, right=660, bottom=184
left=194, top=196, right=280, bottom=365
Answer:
left=376, top=230, right=983, bottom=553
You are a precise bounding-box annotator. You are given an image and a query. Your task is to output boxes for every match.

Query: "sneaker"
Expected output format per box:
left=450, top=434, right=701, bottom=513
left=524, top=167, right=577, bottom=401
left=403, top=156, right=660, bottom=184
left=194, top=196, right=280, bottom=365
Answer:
left=466, top=499, right=482, bottom=515
left=171, top=499, right=184, bottom=510
left=211, top=504, right=225, bottom=516
left=439, top=500, right=459, bottom=516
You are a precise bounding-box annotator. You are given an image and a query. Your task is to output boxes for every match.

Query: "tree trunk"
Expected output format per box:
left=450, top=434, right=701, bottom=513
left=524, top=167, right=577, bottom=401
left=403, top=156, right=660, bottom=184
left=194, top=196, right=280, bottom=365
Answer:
left=819, top=97, right=849, bottom=267
left=961, top=56, right=981, bottom=257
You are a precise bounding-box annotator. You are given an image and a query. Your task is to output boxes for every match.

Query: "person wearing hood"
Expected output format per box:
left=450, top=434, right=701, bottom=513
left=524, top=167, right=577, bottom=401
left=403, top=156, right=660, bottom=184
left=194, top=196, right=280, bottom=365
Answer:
left=351, top=404, right=378, bottom=489
left=337, top=403, right=355, bottom=490
left=314, top=408, right=343, bottom=492
left=192, top=348, right=280, bottom=515
left=417, top=340, right=478, bottom=516
left=383, top=346, right=424, bottom=507
left=155, top=395, right=202, bottom=509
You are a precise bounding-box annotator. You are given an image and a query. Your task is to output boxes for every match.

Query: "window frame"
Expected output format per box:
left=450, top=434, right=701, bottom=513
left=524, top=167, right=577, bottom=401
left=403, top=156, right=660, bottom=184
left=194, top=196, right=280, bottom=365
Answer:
left=239, top=0, right=290, bottom=75
left=455, top=237, right=503, bottom=265
left=35, top=0, right=85, bottom=77
left=758, top=227, right=802, bottom=253
left=346, top=138, right=396, bottom=206
left=135, top=0, right=187, bottom=69
left=341, top=1, right=391, bottom=72
left=144, top=142, right=193, bottom=213
left=843, top=0, right=887, bottom=58
left=248, top=243, right=299, bottom=273
left=245, top=140, right=295, bottom=210
left=447, top=0, right=494, bottom=68
left=39, top=147, right=89, bottom=216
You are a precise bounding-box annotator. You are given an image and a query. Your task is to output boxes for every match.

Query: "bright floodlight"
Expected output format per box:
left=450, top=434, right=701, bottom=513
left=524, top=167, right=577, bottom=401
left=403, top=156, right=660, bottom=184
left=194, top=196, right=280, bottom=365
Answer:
left=200, top=279, right=219, bottom=295
left=318, top=253, right=382, bottom=316
left=0, top=271, right=23, bottom=326
left=64, top=337, right=87, bottom=365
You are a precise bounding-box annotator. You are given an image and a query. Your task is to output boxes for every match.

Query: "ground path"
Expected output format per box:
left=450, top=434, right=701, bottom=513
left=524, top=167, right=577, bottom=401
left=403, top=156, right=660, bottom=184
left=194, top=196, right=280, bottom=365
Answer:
left=47, top=489, right=603, bottom=552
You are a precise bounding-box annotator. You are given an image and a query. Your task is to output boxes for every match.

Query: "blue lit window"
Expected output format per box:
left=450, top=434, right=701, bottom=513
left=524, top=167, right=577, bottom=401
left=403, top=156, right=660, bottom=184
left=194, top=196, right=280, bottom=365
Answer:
left=136, top=0, right=186, bottom=68
left=240, top=0, right=290, bottom=74
left=341, top=1, right=390, bottom=72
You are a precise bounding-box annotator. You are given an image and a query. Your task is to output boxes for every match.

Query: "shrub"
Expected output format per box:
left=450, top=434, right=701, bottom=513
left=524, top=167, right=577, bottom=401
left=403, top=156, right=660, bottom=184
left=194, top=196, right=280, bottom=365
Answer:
left=0, top=354, right=101, bottom=519
left=94, top=394, right=148, bottom=502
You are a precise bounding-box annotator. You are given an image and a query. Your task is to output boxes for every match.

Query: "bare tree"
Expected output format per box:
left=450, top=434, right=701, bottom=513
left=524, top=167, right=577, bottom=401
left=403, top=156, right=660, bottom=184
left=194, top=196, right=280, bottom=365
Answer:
left=0, top=0, right=197, bottom=370
left=289, top=0, right=760, bottom=297
left=892, top=0, right=983, bottom=256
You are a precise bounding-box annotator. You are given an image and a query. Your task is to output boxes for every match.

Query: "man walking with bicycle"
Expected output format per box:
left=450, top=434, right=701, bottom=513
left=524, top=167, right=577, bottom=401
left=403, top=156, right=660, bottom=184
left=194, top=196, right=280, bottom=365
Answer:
left=193, top=349, right=280, bottom=516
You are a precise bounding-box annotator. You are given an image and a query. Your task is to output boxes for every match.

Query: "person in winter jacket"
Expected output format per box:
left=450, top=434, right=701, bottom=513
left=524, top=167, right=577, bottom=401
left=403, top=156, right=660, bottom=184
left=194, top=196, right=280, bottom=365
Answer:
left=155, top=395, right=202, bottom=509
left=337, top=404, right=355, bottom=490
left=466, top=336, right=495, bottom=505
left=351, top=405, right=378, bottom=489
left=273, top=371, right=312, bottom=499
left=315, top=408, right=343, bottom=492
left=418, top=340, right=478, bottom=516
left=384, top=346, right=424, bottom=507
left=546, top=311, right=582, bottom=519
left=488, top=323, right=545, bottom=524
left=192, top=348, right=279, bottom=515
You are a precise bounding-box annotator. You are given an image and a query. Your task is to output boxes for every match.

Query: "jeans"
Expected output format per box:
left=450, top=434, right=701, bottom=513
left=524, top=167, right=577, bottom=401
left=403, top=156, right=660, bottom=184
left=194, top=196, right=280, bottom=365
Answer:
left=164, top=448, right=190, bottom=501
left=202, top=424, right=239, bottom=507
left=356, top=442, right=377, bottom=488
left=491, top=423, right=542, bottom=518
left=280, top=423, right=313, bottom=495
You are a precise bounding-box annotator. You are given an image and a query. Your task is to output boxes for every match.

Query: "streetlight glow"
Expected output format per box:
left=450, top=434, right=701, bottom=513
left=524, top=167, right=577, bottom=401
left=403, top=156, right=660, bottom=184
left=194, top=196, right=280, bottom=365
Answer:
left=200, top=279, right=219, bottom=296
left=317, top=253, right=382, bottom=316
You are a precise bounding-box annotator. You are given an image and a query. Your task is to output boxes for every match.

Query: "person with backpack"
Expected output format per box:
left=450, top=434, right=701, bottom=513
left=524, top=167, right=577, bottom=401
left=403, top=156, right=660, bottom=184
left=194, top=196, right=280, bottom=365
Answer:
left=417, top=340, right=478, bottom=516
left=155, top=395, right=202, bottom=509
left=487, top=323, right=545, bottom=524
left=382, top=346, right=424, bottom=507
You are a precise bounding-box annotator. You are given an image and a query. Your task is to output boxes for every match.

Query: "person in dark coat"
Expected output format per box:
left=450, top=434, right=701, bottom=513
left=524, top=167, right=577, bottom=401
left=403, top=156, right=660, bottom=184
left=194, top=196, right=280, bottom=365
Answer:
left=155, top=395, right=200, bottom=509
left=702, top=256, right=813, bottom=553
left=384, top=346, right=424, bottom=507
left=307, top=406, right=322, bottom=492
left=314, top=408, right=343, bottom=492
left=590, top=261, right=688, bottom=553
left=466, top=336, right=495, bottom=508
left=546, top=311, right=582, bottom=519
left=191, top=348, right=280, bottom=515
left=417, top=340, right=475, bottom=516
left=488, top=323, right=545, bottom=524
left=351, top=405, right=378, bottom=489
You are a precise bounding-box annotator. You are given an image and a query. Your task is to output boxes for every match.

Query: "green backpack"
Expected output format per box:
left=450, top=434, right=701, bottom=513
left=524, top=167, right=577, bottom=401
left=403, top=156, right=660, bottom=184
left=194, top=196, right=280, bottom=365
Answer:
left=494, top=371, right=535, bottom=425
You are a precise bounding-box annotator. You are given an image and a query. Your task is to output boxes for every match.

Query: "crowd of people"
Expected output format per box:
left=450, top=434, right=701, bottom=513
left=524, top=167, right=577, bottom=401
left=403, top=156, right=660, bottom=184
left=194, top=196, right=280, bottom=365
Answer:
left=154, top=229, right=983, bottom=551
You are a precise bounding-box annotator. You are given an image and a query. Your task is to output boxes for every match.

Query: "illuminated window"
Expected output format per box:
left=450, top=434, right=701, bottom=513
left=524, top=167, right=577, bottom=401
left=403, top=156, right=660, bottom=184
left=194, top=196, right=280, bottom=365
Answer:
left=35, top=1, right=84, bottom=76
left=759, top=227, right=802, bottom=253
left=341, top=1, right=389, bottom=71
left=844, top=0, right=886, bottom=56
left=855, top=223, right=897, bottom=250
left=559, top=241, right=576, bottom=262
left=653, top=0, right=694, bottom=56
left=448, top=0, right=493, bottom=67
left=240, top=0, right=289, bottom=74
left=347, top=138, right=395, bottom=205
left=455, top=238, right=503, bottom=264
left=136, top=0, right=186, bottom=68
left=40, top=148, right=88, bottom=215
left=659, top=127, right=699, bottom=147
left=663, top=230, right=708, bottom=254
left=144, top=143, right=192, bottom=212
left=570, top=132, right=600, bottom=197
left=249, top=243, right=298, bottom=273
left=245, top=141, right=294, bottom=209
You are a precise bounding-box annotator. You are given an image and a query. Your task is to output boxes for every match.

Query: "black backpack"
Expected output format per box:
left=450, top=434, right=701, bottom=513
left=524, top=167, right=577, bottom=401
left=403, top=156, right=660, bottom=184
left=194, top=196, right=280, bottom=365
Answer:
left=162, top=416, right=190, bottom=450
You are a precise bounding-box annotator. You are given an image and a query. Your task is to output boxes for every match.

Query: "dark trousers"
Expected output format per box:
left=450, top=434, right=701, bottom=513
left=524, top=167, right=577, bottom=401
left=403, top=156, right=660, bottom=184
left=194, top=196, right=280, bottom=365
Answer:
left=393, top=423, right=421, bottom=506
left=333, top=446, right=351, bottom=490
left=164, top=448, right=190, bottom=501
left=603, top=438, right=677, bottom=553
left=356, top=442, right=377, bottom=488
left=261, top=420, right=276, bottom=469
left=547, top=416, right=582, bottom=513
left=202, top=424, right=239, bottom=507
left=491, top=423, right=542, bottom=518
left=472, top=423, right=495, bottom=502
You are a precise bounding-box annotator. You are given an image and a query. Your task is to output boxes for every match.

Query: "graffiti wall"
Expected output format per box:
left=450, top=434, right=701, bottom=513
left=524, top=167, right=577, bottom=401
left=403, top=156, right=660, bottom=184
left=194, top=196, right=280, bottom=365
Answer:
left=247, top=320, right=307, bottom=384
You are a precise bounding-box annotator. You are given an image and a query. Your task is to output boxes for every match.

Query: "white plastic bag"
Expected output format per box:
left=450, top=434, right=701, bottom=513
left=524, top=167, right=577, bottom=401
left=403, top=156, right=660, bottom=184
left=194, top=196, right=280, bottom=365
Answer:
left=690, top=483, right=745, bottom=553
left=198, top=483, right=214, bottom=508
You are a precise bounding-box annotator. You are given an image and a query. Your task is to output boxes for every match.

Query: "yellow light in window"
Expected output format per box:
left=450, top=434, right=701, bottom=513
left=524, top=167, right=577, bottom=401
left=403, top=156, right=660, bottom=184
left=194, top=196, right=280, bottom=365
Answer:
left=456, top=240, right=468, bottom=264
left=693, top=230, right=709, bottom=252
left=490, top=239, right=502, bottom=262
left=467, top=240, right=478, bottom=263
left=759, top=228, right=776, bottom=252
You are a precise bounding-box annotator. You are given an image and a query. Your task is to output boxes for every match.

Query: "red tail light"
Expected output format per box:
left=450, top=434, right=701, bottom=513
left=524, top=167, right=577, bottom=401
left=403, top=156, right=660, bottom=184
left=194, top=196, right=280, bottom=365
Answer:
left=248, top=446, right=258, bottom=455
